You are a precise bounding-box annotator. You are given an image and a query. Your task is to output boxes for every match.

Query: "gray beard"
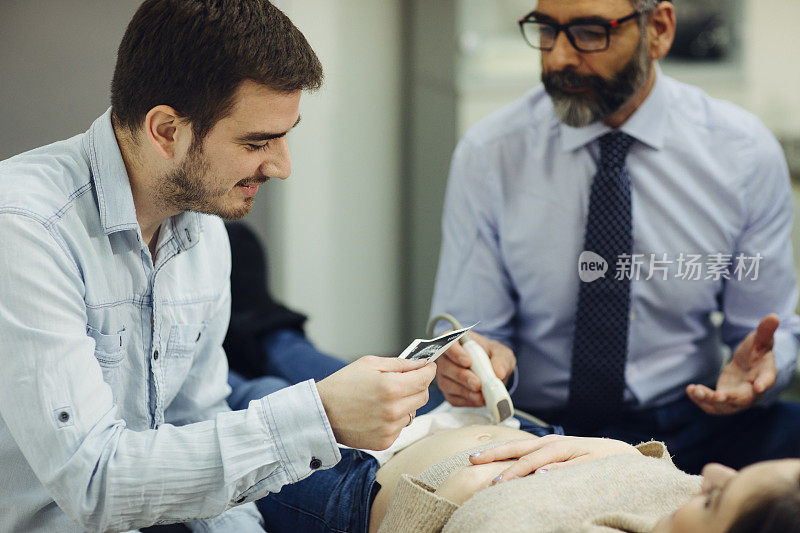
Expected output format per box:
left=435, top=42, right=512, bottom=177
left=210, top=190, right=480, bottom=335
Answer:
left=546, top=40, right=651, bottom=128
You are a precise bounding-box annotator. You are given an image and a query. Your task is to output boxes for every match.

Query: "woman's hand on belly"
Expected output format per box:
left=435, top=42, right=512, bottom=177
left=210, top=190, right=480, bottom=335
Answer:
left=436, top=460, right=516, bottom=505
left=469, top=435, right=640, bottom=483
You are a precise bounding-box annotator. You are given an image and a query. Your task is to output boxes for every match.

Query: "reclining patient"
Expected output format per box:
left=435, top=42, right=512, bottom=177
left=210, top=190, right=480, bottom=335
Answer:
left=257, top=406, right=800, bottom=533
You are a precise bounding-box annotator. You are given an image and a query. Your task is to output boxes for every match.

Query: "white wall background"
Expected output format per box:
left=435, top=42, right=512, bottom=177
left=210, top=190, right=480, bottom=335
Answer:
left=252, top=0, right=404, bottom=359
left=745, top=0, right=800, bottom=138
left=0, top=1, right=141, bottom=155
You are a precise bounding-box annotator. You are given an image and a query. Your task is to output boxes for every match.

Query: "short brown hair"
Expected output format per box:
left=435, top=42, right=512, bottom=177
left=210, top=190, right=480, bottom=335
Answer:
left=111, top=0, right=322, bottom=140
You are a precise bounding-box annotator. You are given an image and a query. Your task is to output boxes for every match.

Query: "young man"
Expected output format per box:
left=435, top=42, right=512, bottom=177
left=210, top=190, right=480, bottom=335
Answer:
left=0, top=1, right=435, bottom=531
left=432, top=0, right=800, bottom=474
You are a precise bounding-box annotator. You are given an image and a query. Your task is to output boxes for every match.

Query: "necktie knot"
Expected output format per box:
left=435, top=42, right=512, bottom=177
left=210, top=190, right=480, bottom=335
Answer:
left=600, top=131, right=635, bottom=169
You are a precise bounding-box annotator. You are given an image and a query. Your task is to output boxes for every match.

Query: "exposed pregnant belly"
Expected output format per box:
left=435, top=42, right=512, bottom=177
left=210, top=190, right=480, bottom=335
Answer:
left=368, top=424, right=537, bottom=532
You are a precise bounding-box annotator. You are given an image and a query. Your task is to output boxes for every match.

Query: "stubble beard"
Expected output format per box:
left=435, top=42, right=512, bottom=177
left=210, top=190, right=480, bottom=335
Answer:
left=543, top=37, right=651, bottom=128
left=158, top=144, right=254, bottom=221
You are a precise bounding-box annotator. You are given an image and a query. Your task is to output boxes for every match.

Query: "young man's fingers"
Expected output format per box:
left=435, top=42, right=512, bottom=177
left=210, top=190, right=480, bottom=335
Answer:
left=375, top=355, right=430, bottom=372
left=393, top=362, right=437, bottom=392
left=378, top=365, right=434, bottom=402
left=396, top=388, right=432, bottom=416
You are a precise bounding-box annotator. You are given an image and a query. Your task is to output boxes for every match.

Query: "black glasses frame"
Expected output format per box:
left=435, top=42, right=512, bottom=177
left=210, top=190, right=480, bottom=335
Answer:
left=518, top=11, right=640, bottom=53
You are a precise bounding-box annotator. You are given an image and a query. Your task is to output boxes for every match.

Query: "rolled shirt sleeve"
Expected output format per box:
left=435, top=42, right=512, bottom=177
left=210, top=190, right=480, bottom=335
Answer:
left=0, top=212, right=340, bottom=531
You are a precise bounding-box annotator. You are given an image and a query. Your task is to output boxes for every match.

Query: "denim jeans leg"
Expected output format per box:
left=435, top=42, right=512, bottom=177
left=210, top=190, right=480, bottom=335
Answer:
left=262, top=330, right=348, bottom=384
left=227, top=370, right=293, bottom=411
left=258, top=449, right=380, bottom=533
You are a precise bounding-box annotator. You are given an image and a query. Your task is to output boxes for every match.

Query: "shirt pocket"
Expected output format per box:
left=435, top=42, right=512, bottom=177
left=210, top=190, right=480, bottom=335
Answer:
left=163, top=323, right=207, bottom=401
left=86, top=325, right=127, bottom=391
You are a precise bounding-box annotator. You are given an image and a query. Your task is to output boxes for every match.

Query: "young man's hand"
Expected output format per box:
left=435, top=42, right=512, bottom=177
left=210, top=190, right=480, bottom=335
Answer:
left=686, top=314, right=779, bottom=415
left=435, top=332, right=516, bottom=407
left=316, top=356, right=436, bottom=450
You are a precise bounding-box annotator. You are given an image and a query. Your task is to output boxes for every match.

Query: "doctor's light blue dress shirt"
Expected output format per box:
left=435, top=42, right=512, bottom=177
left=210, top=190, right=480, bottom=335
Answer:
left=430, top=71, right=800, bottom=413
left=0, top=109, right=340, bottom=532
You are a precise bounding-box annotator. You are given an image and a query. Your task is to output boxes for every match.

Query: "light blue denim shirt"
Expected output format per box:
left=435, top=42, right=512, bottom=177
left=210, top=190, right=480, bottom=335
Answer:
left=431, top=71, right=800, bottom=412
left=0, top=109, right=340, bottom=532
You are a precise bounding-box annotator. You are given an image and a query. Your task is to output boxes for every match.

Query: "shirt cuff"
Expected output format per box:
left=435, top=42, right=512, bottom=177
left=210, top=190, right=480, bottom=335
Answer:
left=261, top=379, right=341, bottom=484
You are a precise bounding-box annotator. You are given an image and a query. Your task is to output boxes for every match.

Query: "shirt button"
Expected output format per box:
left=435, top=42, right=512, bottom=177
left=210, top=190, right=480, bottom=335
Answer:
left=309, top=457, right=322, bottom=470
left=59, top=411, right=70, bottom=423
left=153, top=350, right=159, bottom=361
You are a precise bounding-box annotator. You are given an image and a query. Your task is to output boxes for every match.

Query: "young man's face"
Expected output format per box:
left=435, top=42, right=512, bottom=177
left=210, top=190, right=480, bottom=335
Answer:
left=160, top=80, right=301, bottom=220
left=535, top=0, right=651, bottom=127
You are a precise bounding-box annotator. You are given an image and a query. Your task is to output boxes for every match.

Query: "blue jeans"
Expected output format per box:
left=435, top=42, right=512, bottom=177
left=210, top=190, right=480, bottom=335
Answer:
left=226, top=329, right=445, bottom=415
left=226, top=329, right=350, bottom=409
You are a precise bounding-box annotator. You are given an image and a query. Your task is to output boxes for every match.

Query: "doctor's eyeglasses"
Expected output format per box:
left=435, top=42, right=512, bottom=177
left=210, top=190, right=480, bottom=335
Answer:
left=518, top=11, right=640, bottom=53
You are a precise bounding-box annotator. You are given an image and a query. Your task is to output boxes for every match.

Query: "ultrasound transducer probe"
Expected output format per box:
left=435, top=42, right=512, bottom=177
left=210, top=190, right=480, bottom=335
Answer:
left=428, top=314, right=514, bottom=423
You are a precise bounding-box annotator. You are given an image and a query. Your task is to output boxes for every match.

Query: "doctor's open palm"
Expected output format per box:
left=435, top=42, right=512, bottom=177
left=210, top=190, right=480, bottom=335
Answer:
left=686, top=314, right=779, bottom=415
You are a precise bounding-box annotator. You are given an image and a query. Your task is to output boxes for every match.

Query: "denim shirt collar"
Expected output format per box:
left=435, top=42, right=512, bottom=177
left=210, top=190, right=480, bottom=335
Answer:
left=559, top=64, right=668, bottom=153
left=83, top=108, right=201, bottom=250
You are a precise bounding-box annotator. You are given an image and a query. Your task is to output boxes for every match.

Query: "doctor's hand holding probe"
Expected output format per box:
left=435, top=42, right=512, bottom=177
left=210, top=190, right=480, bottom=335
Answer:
left=431, top=314, right=516, bottom=422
